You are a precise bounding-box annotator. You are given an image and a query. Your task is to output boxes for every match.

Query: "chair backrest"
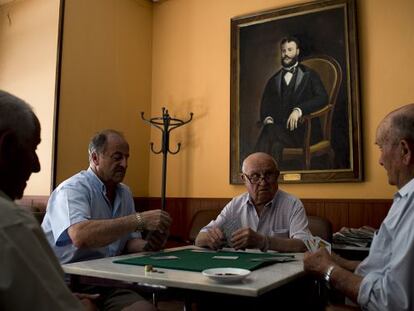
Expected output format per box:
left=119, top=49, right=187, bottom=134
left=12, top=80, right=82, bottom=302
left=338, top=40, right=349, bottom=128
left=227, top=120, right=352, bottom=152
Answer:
left=187, top=209, right=221, bottom=243
left=301, top=56, right=342, bottom=141
left=307, top=215, right=333, bottom=243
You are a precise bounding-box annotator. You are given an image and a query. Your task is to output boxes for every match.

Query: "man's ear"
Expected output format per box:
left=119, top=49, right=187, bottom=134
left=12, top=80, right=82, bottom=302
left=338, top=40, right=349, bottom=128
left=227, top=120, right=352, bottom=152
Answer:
left=91, top=151, right=99, bottom=166
left=400, top=139, right=412, bottom=165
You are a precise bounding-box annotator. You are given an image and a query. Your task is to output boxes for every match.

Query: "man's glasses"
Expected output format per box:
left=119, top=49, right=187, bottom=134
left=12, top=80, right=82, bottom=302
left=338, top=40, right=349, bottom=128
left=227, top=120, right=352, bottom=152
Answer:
left=242, top=172, right=278, bottom=184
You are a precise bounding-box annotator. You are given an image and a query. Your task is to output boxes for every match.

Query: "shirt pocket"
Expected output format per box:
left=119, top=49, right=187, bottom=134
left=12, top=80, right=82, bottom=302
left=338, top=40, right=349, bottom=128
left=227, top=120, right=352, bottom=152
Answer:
left=270, top=229, right=289, bottom=238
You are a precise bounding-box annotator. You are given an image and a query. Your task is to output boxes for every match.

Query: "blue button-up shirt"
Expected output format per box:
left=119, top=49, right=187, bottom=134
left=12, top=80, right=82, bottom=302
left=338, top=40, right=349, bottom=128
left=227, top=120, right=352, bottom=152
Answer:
left=356, top=178, right=414, bottom=310
left=42, top=168, right=140, bottom=264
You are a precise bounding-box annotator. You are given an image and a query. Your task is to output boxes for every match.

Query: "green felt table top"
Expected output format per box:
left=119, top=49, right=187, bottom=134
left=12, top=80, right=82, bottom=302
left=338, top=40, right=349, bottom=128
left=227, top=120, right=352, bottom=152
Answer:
left=113, top=248, right=295, bottom=272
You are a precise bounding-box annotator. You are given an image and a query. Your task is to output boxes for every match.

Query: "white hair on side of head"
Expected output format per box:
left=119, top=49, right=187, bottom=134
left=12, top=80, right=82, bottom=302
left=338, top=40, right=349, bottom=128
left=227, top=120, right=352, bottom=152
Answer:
left=0, top=90, right=37, bottom=142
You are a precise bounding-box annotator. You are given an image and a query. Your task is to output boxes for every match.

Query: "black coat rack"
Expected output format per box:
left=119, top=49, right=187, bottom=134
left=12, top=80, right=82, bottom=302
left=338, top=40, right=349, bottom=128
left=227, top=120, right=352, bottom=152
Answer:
left=141, top=107, right=193, bottom=211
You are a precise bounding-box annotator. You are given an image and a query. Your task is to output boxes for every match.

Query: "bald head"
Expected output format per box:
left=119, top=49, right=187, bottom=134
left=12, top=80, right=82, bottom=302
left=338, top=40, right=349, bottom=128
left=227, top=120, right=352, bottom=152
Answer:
left=0, top=90, right=39, bottom=143
left=88, top=129, right=126, bottom=162
left=387, top=104, right=414, bottom=142
left=242, top=152, right=279, bottom=174
left=376, top=104, right=414, bottom=149
left=376, top=103, right=414, bottom=189
left=241, top=152, right=279, bottom=207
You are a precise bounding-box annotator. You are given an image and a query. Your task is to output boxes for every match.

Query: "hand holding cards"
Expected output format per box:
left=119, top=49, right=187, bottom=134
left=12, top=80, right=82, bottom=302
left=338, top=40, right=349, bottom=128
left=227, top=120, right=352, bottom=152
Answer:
left=304, top=236, right=331, bottom=254
left=221, top=217, right=242, bottom=247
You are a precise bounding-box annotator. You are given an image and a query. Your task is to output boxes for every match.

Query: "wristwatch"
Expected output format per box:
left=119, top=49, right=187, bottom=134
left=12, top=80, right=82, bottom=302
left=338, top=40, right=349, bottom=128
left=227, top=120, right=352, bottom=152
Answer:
left=324, top=265, right=335, bottom=286
left=135, top=213, right=145, bottom=232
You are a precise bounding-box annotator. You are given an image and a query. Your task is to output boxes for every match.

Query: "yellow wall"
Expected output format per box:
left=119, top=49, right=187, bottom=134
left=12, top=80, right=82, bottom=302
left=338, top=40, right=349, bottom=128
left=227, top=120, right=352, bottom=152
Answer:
left=58, top=0, right=414, bottom=199
left=148, top=0, right=414, bottom=199
left=57, top=0, right=153, bottom=195
left=0, top=0, right=60, bottom=195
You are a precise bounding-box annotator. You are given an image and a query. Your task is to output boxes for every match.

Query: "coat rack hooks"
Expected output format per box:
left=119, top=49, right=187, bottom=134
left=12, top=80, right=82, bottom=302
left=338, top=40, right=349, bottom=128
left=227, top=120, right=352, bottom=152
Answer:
left=141, top=107, right=193, bottom=210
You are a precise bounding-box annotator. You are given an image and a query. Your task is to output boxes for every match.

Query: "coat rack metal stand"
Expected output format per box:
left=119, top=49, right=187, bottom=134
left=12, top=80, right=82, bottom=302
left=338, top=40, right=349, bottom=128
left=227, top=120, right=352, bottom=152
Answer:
left=141, top=107, right=193, bottom=211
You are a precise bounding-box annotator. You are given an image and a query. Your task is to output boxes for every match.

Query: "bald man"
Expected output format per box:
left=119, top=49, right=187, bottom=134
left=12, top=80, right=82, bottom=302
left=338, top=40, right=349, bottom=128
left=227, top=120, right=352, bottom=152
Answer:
left=195, top=152, right=309, bottom=252
left=304, top=103, right=414, bottom=310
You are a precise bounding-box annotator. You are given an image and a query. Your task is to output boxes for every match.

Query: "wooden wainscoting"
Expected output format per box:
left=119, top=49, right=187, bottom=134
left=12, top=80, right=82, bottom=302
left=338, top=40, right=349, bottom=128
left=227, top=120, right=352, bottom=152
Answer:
left=17, top=195, right=392, bottom=239
left=134, top=197, right=392, bottom=241
left=134, top=197, right=229, bottom=242
left=16, top=195, right=49, bottom=212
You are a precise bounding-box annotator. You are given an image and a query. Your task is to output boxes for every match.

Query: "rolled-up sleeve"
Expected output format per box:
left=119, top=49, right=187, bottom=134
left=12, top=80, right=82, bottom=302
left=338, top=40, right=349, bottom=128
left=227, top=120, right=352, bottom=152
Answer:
left=289, top=200, right=311, bottom=240
left=358, top=258, right=411, bottom=310
left=48, top=186, right=91, bottom=246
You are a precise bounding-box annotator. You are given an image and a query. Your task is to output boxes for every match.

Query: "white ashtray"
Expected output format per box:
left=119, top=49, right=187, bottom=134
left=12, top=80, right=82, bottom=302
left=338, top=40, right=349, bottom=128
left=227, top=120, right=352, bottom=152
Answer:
left=202, top=267, right=251, bottom=283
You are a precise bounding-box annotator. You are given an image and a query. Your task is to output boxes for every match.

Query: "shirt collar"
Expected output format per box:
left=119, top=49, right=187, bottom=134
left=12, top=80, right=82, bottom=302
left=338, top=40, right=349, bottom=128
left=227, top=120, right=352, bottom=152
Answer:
left=245, top=190, right=279, bottom=208
left=86, top=167, right=108, bottom=193
left=395, top=177, right=414, bottom=200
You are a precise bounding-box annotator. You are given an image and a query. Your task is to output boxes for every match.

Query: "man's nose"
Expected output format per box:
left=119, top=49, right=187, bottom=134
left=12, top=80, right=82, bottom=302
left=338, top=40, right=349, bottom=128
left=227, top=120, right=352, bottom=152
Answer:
left=258, top=176, right=268, bottom=184
left=120, top=157, right=128, bottom=168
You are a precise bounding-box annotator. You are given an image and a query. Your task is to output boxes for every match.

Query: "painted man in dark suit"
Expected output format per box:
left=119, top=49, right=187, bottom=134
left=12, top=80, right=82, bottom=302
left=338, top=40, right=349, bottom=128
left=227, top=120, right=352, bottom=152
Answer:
left=255, top=36, right=328, bottom=168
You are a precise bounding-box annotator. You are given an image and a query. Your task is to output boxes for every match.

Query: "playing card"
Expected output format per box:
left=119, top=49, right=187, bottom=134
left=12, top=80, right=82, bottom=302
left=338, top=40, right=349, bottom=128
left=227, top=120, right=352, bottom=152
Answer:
left=303, top=236, right=331, bottom=254
left=303, top=238, right=314, bottom=252
left=150, top=255, right=179, bottom=260
left=212, top=256, right=239, bottom=260
left=191, top=249, right=217, bottom=253
left=315, top=237, right=331, bottom=254
left=221, top=217, right=242, bottom=247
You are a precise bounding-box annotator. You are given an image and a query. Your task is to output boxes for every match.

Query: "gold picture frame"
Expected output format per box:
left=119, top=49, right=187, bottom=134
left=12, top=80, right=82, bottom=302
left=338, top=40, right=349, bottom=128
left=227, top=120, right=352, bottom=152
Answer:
left=230, top=0, right=362, bottom=184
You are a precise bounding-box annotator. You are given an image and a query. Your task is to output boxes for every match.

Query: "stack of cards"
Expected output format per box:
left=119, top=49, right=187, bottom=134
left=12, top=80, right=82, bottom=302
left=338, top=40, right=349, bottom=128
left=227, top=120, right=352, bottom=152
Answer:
left=221, top=217, right=242, bottom=247
left=303, top=236, right=331, bottom=254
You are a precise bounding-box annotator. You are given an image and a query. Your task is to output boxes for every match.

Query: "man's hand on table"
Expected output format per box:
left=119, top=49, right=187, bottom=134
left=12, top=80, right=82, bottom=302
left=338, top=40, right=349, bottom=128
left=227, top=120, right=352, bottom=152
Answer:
left=205, top=227, right=226, bottom=250
left=230, top=228, right=265, bottom=250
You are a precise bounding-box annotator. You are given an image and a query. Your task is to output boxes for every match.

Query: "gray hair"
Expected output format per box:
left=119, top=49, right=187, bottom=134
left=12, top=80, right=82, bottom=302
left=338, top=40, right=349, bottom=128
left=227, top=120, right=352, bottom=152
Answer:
left=88, top=129, right=125, bottom=161
left=0, top=90, right=38, bottom=143
left=388, top=103, right=414, bottom=144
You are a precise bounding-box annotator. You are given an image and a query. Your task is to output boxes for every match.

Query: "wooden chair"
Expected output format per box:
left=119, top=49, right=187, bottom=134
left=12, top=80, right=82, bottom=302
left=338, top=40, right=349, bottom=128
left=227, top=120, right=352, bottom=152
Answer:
left=308, top=215, right=333, bottom=242
left=282, top=55, right=342, bottom=169
left=187, top=209, right=221, bottom=244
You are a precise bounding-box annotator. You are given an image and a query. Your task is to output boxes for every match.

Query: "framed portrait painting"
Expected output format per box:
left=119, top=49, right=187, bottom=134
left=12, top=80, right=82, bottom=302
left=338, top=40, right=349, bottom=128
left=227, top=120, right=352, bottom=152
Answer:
left=230, top=0, right=362, bottom=184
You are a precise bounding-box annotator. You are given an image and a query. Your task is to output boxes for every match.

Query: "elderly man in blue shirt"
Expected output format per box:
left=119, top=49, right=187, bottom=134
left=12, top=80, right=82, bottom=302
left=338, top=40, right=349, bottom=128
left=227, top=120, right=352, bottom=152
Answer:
left=42, top=129, right=171, bottom=311
left=304, top=103, right=414, bottom=310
